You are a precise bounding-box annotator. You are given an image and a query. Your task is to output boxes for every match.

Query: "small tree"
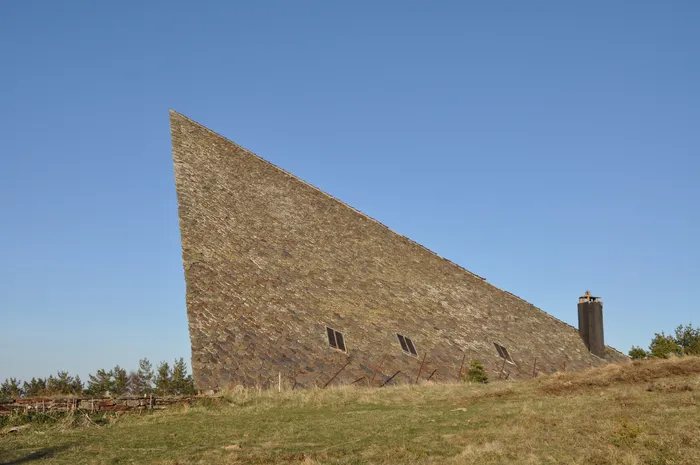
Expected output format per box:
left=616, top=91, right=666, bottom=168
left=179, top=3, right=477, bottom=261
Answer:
left=131, top=358, right=155, bottom=395
left=628, top=346, right=648, bottom=360
left=155, top=361, right=172, bottom=395
left=127, top=371, right=141, bottom=395
left=463, top=361, right=488, bottom=384
left=648, top=333, right=682, bottom=359
left=87, top=369, right=114, bottom=397
left=71, top=375, right=84, bottom=396
left=45, top=375, right=58, bottom=395
left=674, top=324, right=700, bottom=356
left=23, top=377, right=47, bottom=398
left=45, top=371, right=82, bottom=396
left=0, top=378, right=23, bottom=399
left=112, top=365, right=129, bottom=397
left=171, top=358, right=196, bottom=395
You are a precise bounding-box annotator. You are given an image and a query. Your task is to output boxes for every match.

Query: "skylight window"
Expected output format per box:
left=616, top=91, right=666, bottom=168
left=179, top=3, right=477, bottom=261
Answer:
left=326, top=327, right=347, bottom=352
left=493, top=342, right=514, bottom=364
left=397, top=334, right=418, bottom=356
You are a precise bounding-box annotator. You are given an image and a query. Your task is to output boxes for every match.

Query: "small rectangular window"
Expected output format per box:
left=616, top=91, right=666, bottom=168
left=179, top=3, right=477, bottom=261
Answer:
left=397, top=334, right=418, bottom=356
left=327, top=327, right=337, bottom=348
left=405, top=338, right=417, bottom=356
left=493, top=342, right=505, bottom=359
left=335, top=331, right=346, bottom=352
left=397, top=334, right=409, bottom=352
left=494, top=342, right=514, bottom=364
left=326, top=327, right=347, bottom=353
left=501, top=346, right=514, bottom=364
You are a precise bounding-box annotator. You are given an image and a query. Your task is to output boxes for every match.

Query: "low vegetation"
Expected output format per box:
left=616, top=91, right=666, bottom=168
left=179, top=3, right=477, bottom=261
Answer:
left=629, top=323, right=700, bottom=359
left=2, top=357, right=700, bottom=464
left=462, top=360, right=489, bottom=384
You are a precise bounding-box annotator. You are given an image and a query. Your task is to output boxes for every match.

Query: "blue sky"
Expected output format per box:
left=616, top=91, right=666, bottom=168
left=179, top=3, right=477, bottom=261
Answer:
left=1, top=1, right=698, bottom=382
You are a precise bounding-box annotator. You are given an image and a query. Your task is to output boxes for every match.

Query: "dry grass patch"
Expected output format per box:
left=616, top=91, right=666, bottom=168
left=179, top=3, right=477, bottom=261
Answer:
left=539, top=356, right=700, bottom=395
left=1, top=357, right=700, bottom=464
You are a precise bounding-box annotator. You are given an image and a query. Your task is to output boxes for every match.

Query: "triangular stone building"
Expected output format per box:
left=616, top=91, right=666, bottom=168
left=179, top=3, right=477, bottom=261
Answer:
left=170, top=110, right=625, bottom=390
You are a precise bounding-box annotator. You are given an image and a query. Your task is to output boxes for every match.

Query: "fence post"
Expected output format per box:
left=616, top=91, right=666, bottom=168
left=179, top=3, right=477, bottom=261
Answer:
left=322, top=360, right=352, bottom=389
left=380, top=371, right=401, bottom=387
left=371, top=355, right=387, bottom=385
left=415, top=353, right=427, bottom=385
left=498, top=358, right=507, bottom=379
left=457, top=352, right=467, bottom=381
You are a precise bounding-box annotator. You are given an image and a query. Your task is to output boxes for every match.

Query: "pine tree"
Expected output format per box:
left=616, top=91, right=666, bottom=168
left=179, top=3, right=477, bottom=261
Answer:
left=112, top=365, right=128, bottom=396
left=132, top=358, right=154, bottom=395
left=171, top=358, right=196, bottom=395
left=46, top=370, right=79, bottom=395
left=127, top=371, right=140, bottom=395
left=87, top=369, right=114, bottom=397
left=22, top=378, right=46, bottom=398
left=155, top=361, right=172, bottom=396
left=463, top=361, right=489, bottom=384
left=649, top=332, right=682, bottom=358
left=674, top=324, right=700, bottom=355
left=71, top=375, right=84, bottom=396
left=0, top=378, right=22, bottom=399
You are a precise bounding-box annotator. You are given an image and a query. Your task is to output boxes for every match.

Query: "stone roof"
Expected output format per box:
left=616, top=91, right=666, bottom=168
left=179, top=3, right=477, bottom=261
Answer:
left=170, top=110, right=626, bottom=390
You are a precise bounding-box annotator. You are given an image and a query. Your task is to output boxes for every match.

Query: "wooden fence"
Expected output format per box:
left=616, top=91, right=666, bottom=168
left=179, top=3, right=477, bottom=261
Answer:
left=0, top=395, right=198, bottom=415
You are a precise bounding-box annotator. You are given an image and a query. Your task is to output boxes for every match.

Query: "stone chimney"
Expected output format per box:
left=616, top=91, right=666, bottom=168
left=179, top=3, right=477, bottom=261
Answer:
left=578, top=291, right=605, bottom=358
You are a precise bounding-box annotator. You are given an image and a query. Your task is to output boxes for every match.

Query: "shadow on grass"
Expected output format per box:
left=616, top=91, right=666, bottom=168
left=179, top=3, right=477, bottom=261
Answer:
left=0, top=444, right=73, bottom=465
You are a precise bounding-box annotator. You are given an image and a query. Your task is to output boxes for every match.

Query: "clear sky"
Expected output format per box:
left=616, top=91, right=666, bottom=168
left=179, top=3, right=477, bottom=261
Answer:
left=1, top=1, right=698, bottom=382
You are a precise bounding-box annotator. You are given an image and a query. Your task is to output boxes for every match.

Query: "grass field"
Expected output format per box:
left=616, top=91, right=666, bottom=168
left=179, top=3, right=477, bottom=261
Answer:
left=1, top=357, right=699, bottom=464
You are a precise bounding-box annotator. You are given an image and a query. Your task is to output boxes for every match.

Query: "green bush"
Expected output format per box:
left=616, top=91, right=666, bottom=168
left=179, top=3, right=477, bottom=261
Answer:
left=0, top=411, right=60, bottom=428
left=462, top=361, right=488, bottom=384
left=631, top=323, right=700, bottom=360
left=649, top=333, right=683, bottom=359
left=674, top=324, right=700, bottom=355
left=628, top=346, right=648, bottom=360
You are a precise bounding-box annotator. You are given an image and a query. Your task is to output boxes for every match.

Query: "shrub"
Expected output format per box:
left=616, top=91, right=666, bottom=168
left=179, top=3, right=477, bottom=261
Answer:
left=649, top=333, right=682, bottom=359
left=674, top=324, right=700, bottom=355
left=628, top=346, right=648, bottom=360
left=463, top=361, right=488, bottom=384
left=635, top=323, right=700, bottom=359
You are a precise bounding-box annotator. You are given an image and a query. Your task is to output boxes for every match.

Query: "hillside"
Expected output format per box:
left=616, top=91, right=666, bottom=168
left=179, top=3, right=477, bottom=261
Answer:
left=2, top=357, right=699, bottom=464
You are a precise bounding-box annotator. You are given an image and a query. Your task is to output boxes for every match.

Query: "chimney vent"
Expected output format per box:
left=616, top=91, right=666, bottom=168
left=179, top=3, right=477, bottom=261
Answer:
left=577, top=291, right=605, bottom=357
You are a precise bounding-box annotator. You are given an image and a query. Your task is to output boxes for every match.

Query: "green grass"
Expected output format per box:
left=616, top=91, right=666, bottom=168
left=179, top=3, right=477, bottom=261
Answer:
left=2, top=357, right=700, bottom=464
